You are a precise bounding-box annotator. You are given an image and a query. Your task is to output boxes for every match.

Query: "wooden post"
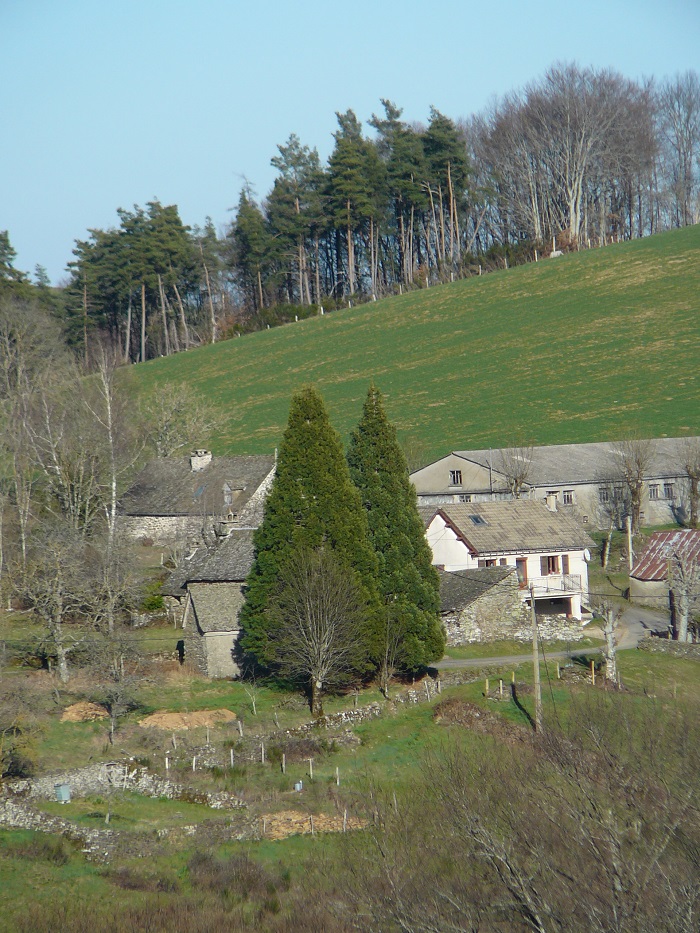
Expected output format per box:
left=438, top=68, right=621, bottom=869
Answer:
left=230, top=748, right=234, bottom=767
left=165, top=756, right=169, bottom=772
left=192, top=756, right=197, bottom=772
left=172, top=733, right=177, bottom=750
left=530, top=584, right=542, bottom=732
left=308, top=758, right=313, bottom=781
left=343, top=809, right=348, bottom=832
left=511, top=671, right=515, bottom=684
left=206, top=726, right=210, bottom=745
left=335, top=767, right=340, bottom=786
left=310, top=815, right=315, bottom=836
left=282, top=753, right=286, bottom=774
left=556, top=662, right=561, bottom=680
left=424, top=680, right=431, bottom=700
left=261, top=742, right=265, bottom=764
left=499, top=679, right=503, bottom=698
left=262, top=818, right=266, bottom=836
left=484, top=678, right=489, bottom=696
left=238, top=720, right=243, bottom=737
left=591, top=660, right=596, bottom=686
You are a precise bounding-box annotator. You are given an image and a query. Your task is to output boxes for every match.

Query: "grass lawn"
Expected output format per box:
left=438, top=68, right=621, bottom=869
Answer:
left=121, top=225, right=700, bottom=462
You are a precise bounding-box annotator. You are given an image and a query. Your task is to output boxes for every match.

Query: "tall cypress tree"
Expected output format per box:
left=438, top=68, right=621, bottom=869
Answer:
left=240, top=386, right=380, bottom=670
left=347, top=384, right=444, bottom=688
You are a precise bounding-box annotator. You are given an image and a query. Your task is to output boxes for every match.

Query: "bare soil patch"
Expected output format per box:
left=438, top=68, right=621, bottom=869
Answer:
left=260, top=809, right=366, bottom=840
left=139, top=709, right=237, bottom=730
left=60, top=701, right=109, bottom=722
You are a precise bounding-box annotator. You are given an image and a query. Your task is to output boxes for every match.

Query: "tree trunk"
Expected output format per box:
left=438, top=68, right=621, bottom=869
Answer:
left=172, top=281, right=189, bottom=350
left=310, top=680, right=323, bottom=718
left=124, top=292, right=132, bottom=363
left=157, top=274, right=171, bottom=357
left=140, top=283, right=146, bottom=363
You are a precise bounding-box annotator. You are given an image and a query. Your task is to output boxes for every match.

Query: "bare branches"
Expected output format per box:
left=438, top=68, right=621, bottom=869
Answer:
left=268, top=547, right=366, bottom=716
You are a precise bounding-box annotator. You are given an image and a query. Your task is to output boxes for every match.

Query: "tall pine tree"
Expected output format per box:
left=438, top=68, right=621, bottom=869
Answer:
left=347, top=384, right=444, bottom=691
left=240, top=386, right=380, bottom=673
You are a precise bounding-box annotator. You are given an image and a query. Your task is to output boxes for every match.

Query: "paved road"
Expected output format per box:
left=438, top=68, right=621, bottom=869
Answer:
left=434, top=605, right=670, bottom=670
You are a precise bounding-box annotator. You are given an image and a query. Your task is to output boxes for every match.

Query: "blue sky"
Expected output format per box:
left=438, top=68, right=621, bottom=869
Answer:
left=2, top=0, right=699, bottom=284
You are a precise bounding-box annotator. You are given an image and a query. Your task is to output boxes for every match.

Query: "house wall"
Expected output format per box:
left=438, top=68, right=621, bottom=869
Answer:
left=121, top=515, right=202, bottom=545
left=202, top=632, right=240, bottom=679
left=411, top=455, right=492, bottom=497
left=442, top=573, right=530, bottom=645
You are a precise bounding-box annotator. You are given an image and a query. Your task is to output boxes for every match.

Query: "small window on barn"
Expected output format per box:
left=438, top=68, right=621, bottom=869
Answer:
left=563, top=490, right=574, bottom=505
left=598, top=487, right=610, bottom=504
left=469, top=514, right=487, bottom=525
left=449, top=470, right=462, bottom=486
left=663, top=483, right=675, bottom=500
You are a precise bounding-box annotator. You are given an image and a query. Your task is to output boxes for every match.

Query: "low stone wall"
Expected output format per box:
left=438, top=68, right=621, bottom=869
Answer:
left=5, top=762, right=244, bottom=809
left=637, top=635, right=700, bottom=659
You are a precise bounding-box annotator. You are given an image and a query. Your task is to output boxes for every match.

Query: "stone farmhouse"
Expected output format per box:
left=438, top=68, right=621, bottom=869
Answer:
left=120, top=450, right=275, bottom=546
left=163, top=528, right=256, bottom=678
left=410, top=437, right=699, bottom=529
left=425, top=499, right=595, bottom=620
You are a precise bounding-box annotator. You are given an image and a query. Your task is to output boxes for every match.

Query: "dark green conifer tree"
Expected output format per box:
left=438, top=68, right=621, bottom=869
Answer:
left=240, top=386, right=380, bottom=671
left=347, top=384, right=444, bottom=691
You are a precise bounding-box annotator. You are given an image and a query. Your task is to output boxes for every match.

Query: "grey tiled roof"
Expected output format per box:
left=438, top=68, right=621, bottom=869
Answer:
left=439, top=567, right=513, bottom=612
left=436, top=500, right=595, bottom=555
left=121, top=455, right=275, bottom=517
left=189, top=582, right=244, bottom=633
left=450, top=437, right=698, bottom=487
left=162, top=529, right=256, bottom=595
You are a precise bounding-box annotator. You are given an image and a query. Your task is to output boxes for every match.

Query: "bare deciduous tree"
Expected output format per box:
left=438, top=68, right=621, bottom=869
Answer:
left=140, top=381, right=223, bottom=459
left=269, top=547, right=366, bottom=716
left=679, top=438, right=700, bottom=529
left=668, top=548, right=700, bottom=643
left=610, top=437, right=656, bottom=534
left=497, top=444, right=533, bottom=499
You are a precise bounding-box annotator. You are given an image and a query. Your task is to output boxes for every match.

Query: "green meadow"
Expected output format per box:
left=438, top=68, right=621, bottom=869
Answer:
left=125, top=226, right=700, bottom=461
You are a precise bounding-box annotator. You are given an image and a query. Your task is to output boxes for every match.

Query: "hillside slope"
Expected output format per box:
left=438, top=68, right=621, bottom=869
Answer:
left=127, top=226, right=700, bottom=462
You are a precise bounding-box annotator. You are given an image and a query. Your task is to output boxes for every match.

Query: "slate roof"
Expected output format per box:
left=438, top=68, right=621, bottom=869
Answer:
left=435, top=500, right=595, bottom=556
left=630, top=529, right=700, bottom=581
left=121, top=455, right=275, bottom=517
left=162, top=529, right=256, bottom=596
left=439, top=567, right=514, bottom=613
left=434, top=437, right=698, bottom=489
left=188, top=582, right=243, bottom=633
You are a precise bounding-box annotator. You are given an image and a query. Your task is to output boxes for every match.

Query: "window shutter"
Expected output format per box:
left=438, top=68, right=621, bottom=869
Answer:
left=540, top=556, right=548, bottom=576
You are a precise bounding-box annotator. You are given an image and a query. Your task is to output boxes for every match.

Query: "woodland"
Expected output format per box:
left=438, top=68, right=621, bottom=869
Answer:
left=1, top=64, right=699, bottom=367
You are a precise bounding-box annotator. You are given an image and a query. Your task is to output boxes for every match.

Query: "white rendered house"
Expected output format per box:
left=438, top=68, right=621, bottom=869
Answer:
left=425, top=499, right=594, bottom=619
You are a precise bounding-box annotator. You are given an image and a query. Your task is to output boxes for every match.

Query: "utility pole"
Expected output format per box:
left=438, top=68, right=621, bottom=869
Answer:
left=530, top=583, right=542, bottom=732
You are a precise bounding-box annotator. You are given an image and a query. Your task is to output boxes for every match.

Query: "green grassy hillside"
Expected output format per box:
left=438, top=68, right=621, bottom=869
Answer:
left=127, top=226, right=700, bottom=461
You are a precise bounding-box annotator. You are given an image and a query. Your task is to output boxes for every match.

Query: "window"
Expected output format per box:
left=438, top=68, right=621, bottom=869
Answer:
left=663, top=483, right=675, bottom=500
left=499, top=558, right=507, bottom=566
left=563, top=490, right=574, bottom=505
left=562, top=554, right=570, bottom=575
left=449, top=470, right=462, bottom=486
left=478, top=559, right=496, bottom=568
left=469, top=514, right=487, bottom=525
left=541, top=555, right=560, bottom=575
left=598, top=487, right=610, bottom=504
left=546, top=490, right=560, bottom=499
left=458, top=494, right=472, bottom=503
left=649, top=484, right=659, bottom=500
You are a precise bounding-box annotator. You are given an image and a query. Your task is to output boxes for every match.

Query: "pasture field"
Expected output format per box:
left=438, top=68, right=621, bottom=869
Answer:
left=124, top=226, right=700, bottom=462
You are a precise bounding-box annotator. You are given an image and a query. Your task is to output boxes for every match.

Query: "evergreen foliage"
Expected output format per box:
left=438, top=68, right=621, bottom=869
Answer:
left=240, top=386, right=380, bottom=670
left=347, top=384, right=445, bottom=673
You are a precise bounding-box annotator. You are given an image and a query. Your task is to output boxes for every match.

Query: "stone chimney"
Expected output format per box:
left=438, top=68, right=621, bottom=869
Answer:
left=190, top=449, right=213, bottom=472
left=545, top=494, right=558, bottom=512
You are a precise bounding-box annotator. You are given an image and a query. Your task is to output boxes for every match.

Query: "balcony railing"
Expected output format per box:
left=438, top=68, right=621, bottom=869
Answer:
left=527, top=574, right=582, bottom=596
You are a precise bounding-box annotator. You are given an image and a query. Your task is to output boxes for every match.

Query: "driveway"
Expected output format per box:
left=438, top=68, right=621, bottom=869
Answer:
left=434, top=605, right=670, bottom=670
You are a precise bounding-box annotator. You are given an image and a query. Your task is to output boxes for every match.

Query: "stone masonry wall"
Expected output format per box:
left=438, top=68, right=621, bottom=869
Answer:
left=443, top=575, right=530, bottom=645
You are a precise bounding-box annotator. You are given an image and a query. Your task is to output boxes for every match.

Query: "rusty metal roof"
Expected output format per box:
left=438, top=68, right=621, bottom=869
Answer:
left=631, top=529, right=700, bottom=581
